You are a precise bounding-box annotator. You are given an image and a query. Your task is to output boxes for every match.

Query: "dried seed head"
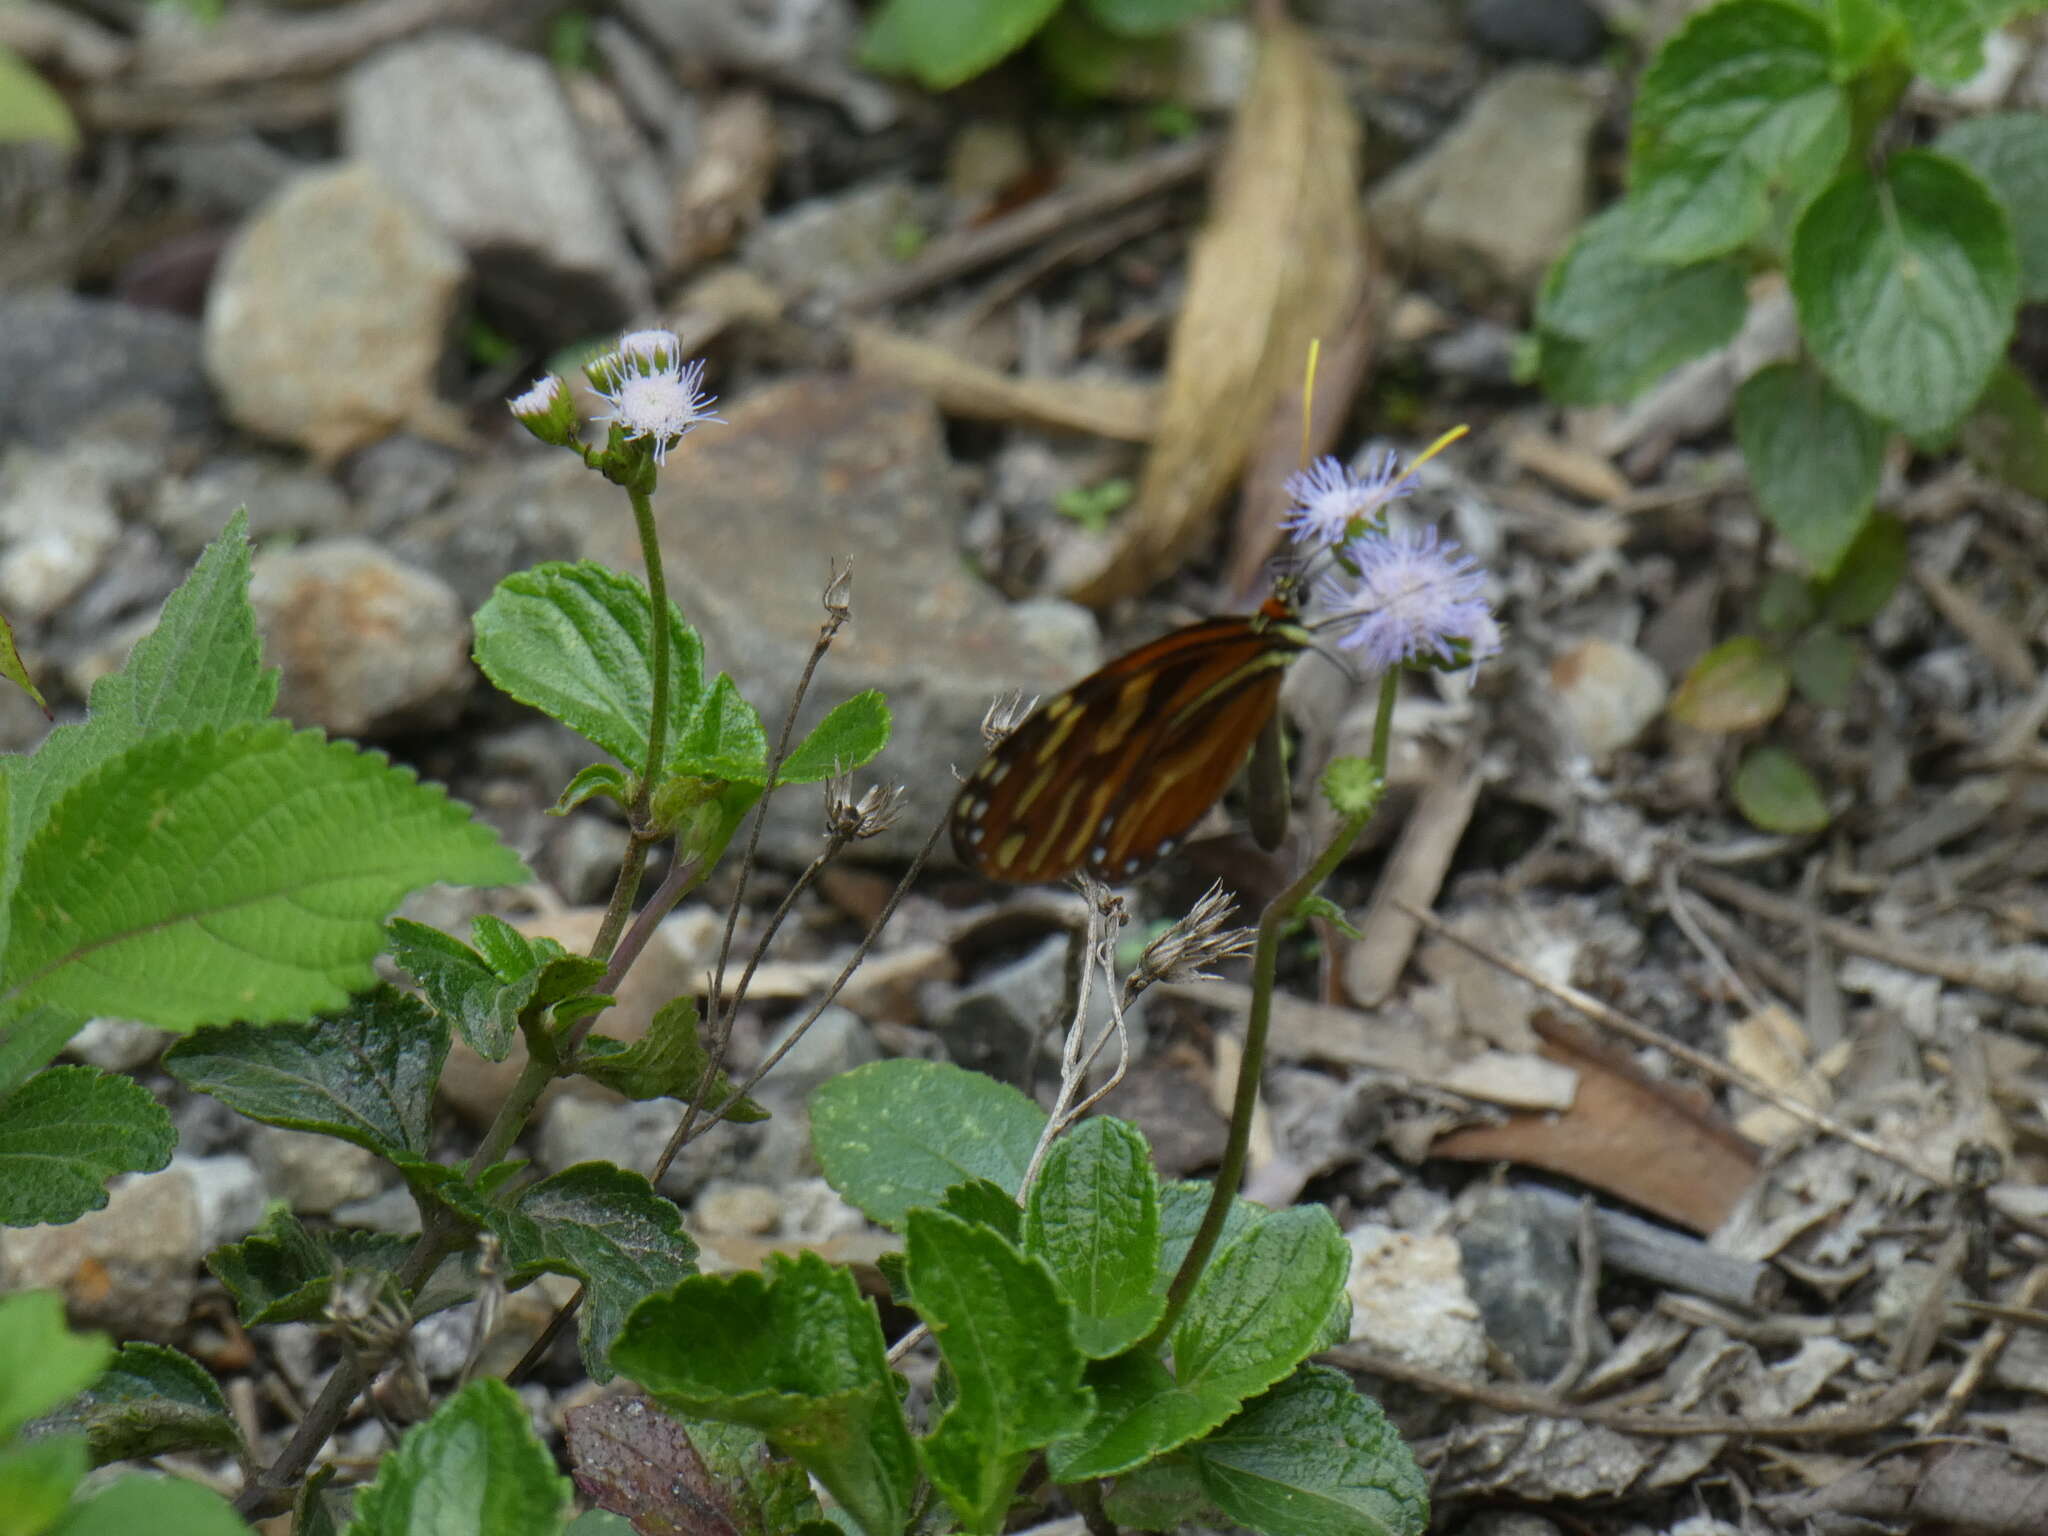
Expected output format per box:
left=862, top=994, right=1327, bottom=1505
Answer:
left=825, top=775, right=907, bottom=842
left=823, top=559, right=853, bottom=626
left=1127, top=881, right=1255, bottom=998
left=980, top=691, right=1037, bottom=748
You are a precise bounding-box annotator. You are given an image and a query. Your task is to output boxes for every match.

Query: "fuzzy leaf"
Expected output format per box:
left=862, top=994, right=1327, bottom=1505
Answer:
left=0, top=1067, right=174, bottom=1227
left=344, top=1380, right=571, bottom=1536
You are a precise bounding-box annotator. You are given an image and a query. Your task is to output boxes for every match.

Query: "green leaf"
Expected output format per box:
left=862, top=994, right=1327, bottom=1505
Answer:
left=1155, top=1181, right=1263, bottom=1296
left=777, top=692, right=891, bottom=785
left=1628, top=0, right=1848, bottom=263
left=575, top=996, right=768, bottom=1120
left=1755, top=570, right=1820, bottom=638
left=1188, top=1366, right=1429, bottom=1536
left=0, top=610, right=47, bottom=718
left=906, top=1210, right=1092, bottom=1533
left=4, top=724, right=525, bottom=1030
left=553, top=761, right=632, bottom=815
left=0, top=1067, right=174, bottom=1227
left=672, top=674, right=768, bottom=784
left=0, top=45, right=79, bottom=149
left=1937, top=112, right=2048, bottom=303
left=472, top=561, right=704, bottom=774
left=1025, top=1117, right=1163, bottom=1357
left=1101, top=1454, right=1220, bottom=1532
left=0, top=1004, right=80, bottom=1101
left=206, top=1206, right=413, bottom=1326
left=1961, top=359, right=2048, bottom=498
left=446, top=1163, right=697, bottom=1382
left=32, top=1343, right=240, bottom=1466
left=0, top=508, right=273, bottom=950
left=562, top=1398, right=822, bottom=1536
left=612, top=1252, right=918, bottom=1536
left=1534, top=203, right=1749, bottom=405
left=938, top=1178, right=1023, bottom=1246
left=1890, top=0, right=2024, bottom=84
left=564, top=1516, right=636, bottom=1535
left=163, top=986, right=447, bottom=1161
left=1734, top=360, right=1885, bottom=578
left=0, top=1435, right=86, bottom=1536
left=1052, top=1207, right=1350, bottom=1480
left=1733, top=744, right=1830, bottom=833
left=1818, top=511, right=1907, bottom=625
left=811, top=1060, right=1047, bottom=1229
left=344, top=1380, right=571, bottom=1536
left=388, top=917, right=603, bottom=1063
left=1791, top=151, right=2018, bottom=438
left=1082, top=0, right=1239, bottom=35
left=0, top=1291, right=110, bottom=1439
left=52, top=1475, right=251, bottom=1536
left=1788, top=626, right=1860, bottom=708
left=1669, top=636, right=1791, bottom=732
left=859, top=0, right=1065, bottom=89
left=1824, top=0, right=1905, bottom=72
left=293, top=1468, right=344, bottom=1536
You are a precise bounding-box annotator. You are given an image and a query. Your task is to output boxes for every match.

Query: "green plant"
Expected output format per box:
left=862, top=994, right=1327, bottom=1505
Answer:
left=1054, top=476, right=1135, bottom=533
left=861, top=0, right=1240, bottom=93
left=1530, top=0, right=2048, bottom=828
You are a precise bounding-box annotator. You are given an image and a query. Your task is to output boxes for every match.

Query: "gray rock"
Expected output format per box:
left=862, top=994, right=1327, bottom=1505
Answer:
left=1426, top=319, right=1520, bottom=385
left=389, top=452, right=598, bottom=619
left=63, top=1018, right=173, bottom=1072
left=693, top=1180, right=784, bottom=1237
left=331, top=1184, right=421, bottom=1234
left=758, top=1005, right=882, bottom=1104
left=171, top=1152, right=268, bottom=1248
left=149, top=454, right=356, bottom=557
left=578, top=377, right=1099, bottom=865
left=0, top=294, right=216, bottom=450
left=249, top=1125, right=388, bottom=1215
left=341, top=435, right=465, bottom=540
left=0, top=1166, right=203, bottom=1338
left=1548, top=637, right=1669, bottom=756
left=249, top=538, right=472, bottom=736
left=143, top=129, right=305, bottom=218
left=539, top=813, right=632, bottom=905
left=540, top=1094, right=744, bottom=1200
left=1370, top=65, right=1601, bottom=304
left=740, top=180, right=919, bottom=302
left=1456, top=1184, right=1579, bottom=1379
left=341, top=34, right=649, bottom=342
left=204, top=165, right=469, bottom=459
left=0, top=451, right=123, bottom=622
left=1465, top=0, right=1606, bottom=62
left=932, top=933, right=1137, bottom=1086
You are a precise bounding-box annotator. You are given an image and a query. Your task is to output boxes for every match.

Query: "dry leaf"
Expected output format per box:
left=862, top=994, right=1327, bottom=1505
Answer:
left=1067, top=19, right=1366, bottom=604
left=1726, top=1003, right=1831, bottom=1147
left=849, top=321, right=1158, bottom=441
left=671, top=89, right=777, bottom=274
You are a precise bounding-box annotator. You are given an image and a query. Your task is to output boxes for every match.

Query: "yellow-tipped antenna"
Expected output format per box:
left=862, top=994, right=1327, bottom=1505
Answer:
left=1298, top=339, right=1322, bottom=471
left=1407, top=422, right=1469, bottom=478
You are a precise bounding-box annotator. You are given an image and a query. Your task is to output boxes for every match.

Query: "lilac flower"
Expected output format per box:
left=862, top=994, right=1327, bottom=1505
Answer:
left=587, top=331, right=722, bottom=464
left=1314, top=526, right=1500, bottom=672
left=1280, top=452, right=1417, bottom=547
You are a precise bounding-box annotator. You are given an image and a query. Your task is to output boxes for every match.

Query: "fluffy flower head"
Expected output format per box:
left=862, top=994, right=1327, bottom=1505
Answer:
left=1315, top=526, right=1499, bottom=672
left=588, top=330, right=722, bottom=463
left=1280, top=452, right=1415, bottom=547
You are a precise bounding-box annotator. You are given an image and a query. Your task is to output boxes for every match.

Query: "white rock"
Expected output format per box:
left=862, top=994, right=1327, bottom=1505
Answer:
left=1549, top=637, right=1669, bottom=756
left=1343, top=1222, right=1487, bottom=1378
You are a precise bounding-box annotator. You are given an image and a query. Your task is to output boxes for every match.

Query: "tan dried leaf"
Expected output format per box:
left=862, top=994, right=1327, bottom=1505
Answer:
left=1068, top=20, right=1366, bottom=604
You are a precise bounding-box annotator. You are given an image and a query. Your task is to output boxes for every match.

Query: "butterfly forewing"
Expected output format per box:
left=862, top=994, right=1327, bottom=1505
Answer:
left=952, top=599, right=1311, bottom=884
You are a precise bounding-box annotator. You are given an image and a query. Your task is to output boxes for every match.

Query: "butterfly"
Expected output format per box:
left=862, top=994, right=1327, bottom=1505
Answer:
left=951, top=588, right=1313, bottom=884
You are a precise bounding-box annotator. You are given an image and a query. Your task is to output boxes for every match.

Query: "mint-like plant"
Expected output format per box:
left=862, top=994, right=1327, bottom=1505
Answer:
left=862, top=0, right=1239, bottom=93
left=1530, top=0, right=2048, bottom=829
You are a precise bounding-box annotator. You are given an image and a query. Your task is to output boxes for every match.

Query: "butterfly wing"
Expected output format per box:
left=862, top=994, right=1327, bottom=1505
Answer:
left=953, top=609, right=1308, bottom=884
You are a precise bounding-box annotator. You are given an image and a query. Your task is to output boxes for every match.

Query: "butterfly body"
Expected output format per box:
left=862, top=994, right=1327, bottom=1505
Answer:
left=953, top=594, right=1312, bottom=883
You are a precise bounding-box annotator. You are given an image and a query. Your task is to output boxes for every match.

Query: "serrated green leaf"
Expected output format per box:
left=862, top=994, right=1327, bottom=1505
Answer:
left=1961, top=359, right=2048, bottom=498
left=0, top=1067, right=174, bottom=1227
left=1026, top=1118, right=1163, bottom=1357
left=1824, top=0, right=1905, bottom=72
left=291, top=1468, right=344, bottom=1536
left=0, top=610, right=47, bottom=718
left=938, top=1178, right=1023, bottom=1245
left=4, top=724, right=525, bottom=1030
left=562, top=1398, right=822, bottom=1536
left=612, top=1252, right=918, bottom=1536
left=1890, top=0, right=2023, bottom=83
left=1535, top=204, right=1749, bottom=405
left=0, top=1291, right=110, bottom=1439
left=1670, top=636, right=1791, bottom=732
left=53, top=1474, right=251, bottom=1536
left=0, top=45, right=79, bottom=149
left=1792, top=151, right=2018, bottom=437
left=1628, top=0, right=1848, bottom=263
left=906, top=1210, right=1092, bottom=1533
left=1818, top=511, right=1907, bottom=625
left=388, top=917, right=600, bottom=1063
left=675, top=674, right=768, bottom=784
left=443, top=1163, right=697, bottom=1381
left=344, top=1380, right=570, bottom=1536
left=553, top=761, right=632, bottom=815
left=163, top=986, right=448, bottom=1161
left=860, top=0, right=1065, bottom=88
left=0, top=509, right=273, bottom=953
left=473, top=561, right=704, bottom=774
left=1733, top=744, right=1830, bottom=833
left=1155, top=1181, right=1263, bottom=1296
left=811, top=1060, right=1047, bottom=1229
left=1082, top=0, right=1238, bottom=36
left=0, top=1434, right=86, bottom=1536
left=1789, top=626, right=1860, bottom=708
left=1735, top=360, right=1885, bottom=577
left=32, top=1343, right=240, bottom=1467
left=1937, top=112, right=2048, bottom=303
left=778, top=692, right=891, bottom=785
left=205, top=1205, right=413, bottom=1326
left=1101, top=1454, right=1220, bottom=1532
left=0, top=1004, right=83, bottom=1101
left=1188, top=1366, right=1429, bottom=1536
left=575, top=996, right=767, bottom=1120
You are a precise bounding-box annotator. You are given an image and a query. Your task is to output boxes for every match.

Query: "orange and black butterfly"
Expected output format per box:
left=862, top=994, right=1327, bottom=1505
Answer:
left=951, top=586, right=1313, bottom=884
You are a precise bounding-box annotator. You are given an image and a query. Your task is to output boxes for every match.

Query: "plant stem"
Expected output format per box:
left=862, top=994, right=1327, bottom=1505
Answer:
left=1144, top=671, right=1397, bottom=1348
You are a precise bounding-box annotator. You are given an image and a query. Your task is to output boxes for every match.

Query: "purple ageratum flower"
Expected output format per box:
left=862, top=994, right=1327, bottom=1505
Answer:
left=1280, top=451, right=1417, bottom=548
left=589, top=331, right=723, bottom=464
left=1314, top=525, right=1500, bottom=672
